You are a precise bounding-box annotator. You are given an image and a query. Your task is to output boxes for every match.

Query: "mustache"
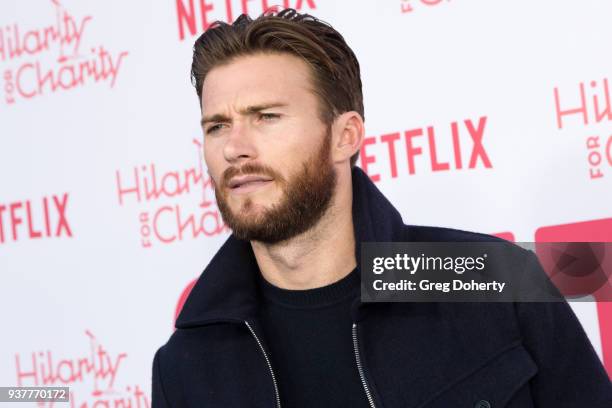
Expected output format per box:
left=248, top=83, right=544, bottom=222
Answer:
left=221, top=162, right=284, bottom=188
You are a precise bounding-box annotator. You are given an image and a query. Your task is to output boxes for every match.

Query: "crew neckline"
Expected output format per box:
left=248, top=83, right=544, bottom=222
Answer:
left=257, top=267, right=360, bottom=309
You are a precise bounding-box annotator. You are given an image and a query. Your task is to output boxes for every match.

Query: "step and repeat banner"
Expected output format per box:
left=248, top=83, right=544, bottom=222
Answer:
left=1, top=0, right=611, bottom=405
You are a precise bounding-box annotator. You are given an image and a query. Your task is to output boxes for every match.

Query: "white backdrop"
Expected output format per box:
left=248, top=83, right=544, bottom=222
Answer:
left=1, top=0, right=611, bottom=405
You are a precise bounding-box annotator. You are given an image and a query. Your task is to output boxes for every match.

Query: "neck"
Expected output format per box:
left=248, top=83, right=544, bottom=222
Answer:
left=250, top=175, right=356, bottom=290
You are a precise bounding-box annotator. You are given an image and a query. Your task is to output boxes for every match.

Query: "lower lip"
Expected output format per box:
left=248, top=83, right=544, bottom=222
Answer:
left=230, top=180, right=273, bottom=195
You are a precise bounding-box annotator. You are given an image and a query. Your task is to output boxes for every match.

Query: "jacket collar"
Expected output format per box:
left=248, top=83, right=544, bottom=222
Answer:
left=175, top=166, right=405, bottom=329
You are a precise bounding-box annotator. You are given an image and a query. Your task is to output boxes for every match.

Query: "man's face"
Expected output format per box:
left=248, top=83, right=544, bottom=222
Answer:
left=201, top=53, right=337, bottom=244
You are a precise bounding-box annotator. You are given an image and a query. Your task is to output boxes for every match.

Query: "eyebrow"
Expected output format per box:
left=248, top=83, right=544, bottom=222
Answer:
left=200, top=102, right=288, bottom=128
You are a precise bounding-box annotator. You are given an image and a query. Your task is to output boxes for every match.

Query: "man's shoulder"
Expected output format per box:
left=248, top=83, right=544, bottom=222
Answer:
left=400, top=223, right=510, bottom=243
left=397, top=223, right=530, bottom=269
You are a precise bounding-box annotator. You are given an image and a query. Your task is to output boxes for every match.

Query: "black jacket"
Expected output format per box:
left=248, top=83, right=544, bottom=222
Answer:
left=152, top=166, right=612, bottom=407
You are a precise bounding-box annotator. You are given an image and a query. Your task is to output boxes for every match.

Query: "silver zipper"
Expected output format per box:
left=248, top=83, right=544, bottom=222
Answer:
left=245, top=320, right=281, bottom=408
left=352, top=322, right=377, bottom=408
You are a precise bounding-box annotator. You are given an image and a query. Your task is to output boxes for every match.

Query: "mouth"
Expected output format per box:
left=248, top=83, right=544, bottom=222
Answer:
left=227, top=175, right=274, bottom=195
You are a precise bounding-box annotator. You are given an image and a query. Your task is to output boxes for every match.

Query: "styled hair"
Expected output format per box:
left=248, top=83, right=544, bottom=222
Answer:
left=191, top=8, right=364, bottom=167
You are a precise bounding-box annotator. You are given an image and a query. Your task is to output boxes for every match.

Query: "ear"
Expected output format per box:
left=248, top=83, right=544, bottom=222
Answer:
left=331, top=111, right=365, bottom=165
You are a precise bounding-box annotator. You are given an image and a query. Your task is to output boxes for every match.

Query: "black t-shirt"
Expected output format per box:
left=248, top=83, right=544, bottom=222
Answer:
left=256, top=267, right=371, bottom=407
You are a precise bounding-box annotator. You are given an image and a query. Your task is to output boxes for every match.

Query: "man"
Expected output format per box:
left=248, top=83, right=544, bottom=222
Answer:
left=152, top=8, right=612, bottom=407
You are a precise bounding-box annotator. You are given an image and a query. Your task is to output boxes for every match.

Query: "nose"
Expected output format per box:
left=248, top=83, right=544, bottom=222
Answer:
left=223, top=121, right=257, bottom=164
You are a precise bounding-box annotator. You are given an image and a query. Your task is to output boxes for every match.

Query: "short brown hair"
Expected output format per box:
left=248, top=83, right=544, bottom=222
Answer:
left=191, top=8, right=364, bottom=167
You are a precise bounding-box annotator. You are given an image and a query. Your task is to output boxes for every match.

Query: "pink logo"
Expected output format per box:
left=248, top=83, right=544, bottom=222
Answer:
left=0, top=0, right=129, bottom=105
left=115, top=138, right=229, bottom=248
left=401, top=0, right=452, bottom=14
left=176, top=0, right=318, bottom=41
left=553, top=78, right=612, bottom=180
left=14, top=330, right=150, bottom=407
left=359, top=116, right=492, bottom=182
left=0, top=193, right=72, bottom=245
